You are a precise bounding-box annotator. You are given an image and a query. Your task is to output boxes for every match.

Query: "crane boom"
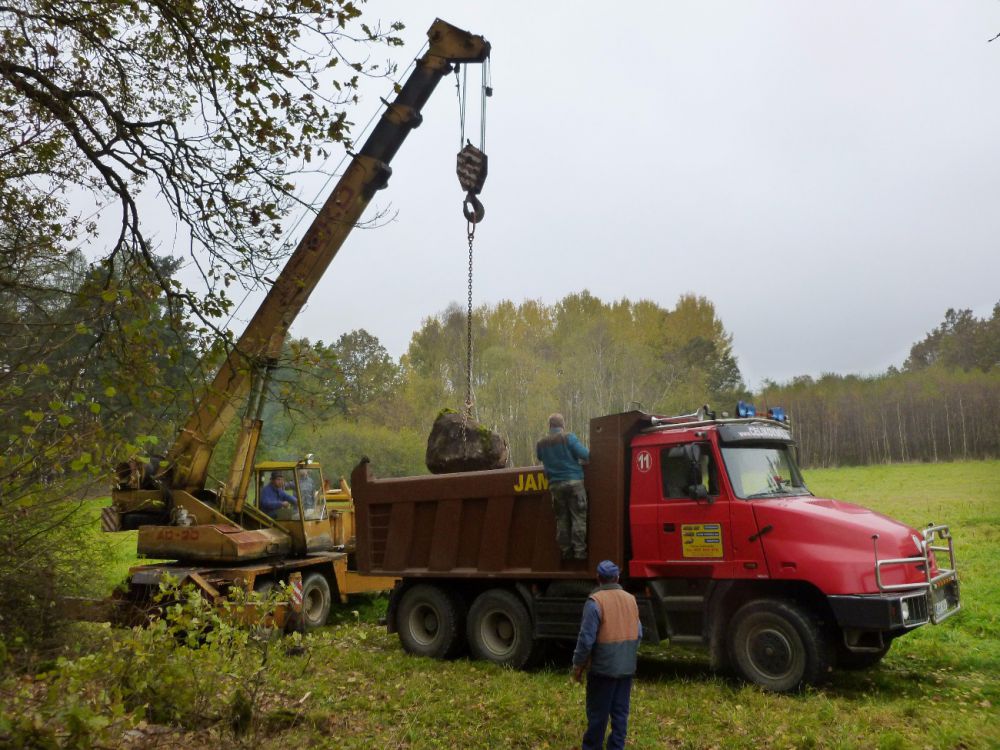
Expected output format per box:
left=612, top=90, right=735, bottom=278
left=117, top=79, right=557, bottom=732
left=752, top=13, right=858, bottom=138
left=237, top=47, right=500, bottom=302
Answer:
left=162, top=19, right=491, bottom=492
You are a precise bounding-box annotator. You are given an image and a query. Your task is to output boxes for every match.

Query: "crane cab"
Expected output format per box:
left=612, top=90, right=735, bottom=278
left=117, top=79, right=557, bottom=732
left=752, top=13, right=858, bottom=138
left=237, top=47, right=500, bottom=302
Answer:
left=249, top=457, right=357, bottom=555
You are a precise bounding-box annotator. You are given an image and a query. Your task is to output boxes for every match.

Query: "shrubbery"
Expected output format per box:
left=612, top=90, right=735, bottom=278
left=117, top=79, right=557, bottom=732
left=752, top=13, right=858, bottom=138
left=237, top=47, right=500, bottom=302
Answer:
left=0, top=579, right=293, bottom=748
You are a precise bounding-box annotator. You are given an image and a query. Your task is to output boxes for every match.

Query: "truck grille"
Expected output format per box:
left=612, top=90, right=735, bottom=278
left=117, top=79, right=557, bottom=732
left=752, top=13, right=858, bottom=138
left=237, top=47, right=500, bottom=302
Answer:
left=901, top=592, right=929, bottom=627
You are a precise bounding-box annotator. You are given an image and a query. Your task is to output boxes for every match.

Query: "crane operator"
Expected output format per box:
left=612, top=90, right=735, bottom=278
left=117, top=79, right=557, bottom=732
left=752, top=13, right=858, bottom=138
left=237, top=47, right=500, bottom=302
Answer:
left=261, top=471, right=296, bottom=517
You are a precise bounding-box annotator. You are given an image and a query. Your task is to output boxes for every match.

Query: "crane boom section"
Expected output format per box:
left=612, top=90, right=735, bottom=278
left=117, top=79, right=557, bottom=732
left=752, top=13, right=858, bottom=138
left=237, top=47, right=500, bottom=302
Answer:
left=164, top=19, right=490, bottom=491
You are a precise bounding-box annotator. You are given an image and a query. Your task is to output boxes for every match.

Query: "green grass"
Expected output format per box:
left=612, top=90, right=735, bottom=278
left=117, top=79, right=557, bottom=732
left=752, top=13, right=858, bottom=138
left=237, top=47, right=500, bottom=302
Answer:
left=78, top=498, right=150, bottom=591
left=19, top=462, right=1000, bottom=748
left=266, top=460, right=1000, bottom=749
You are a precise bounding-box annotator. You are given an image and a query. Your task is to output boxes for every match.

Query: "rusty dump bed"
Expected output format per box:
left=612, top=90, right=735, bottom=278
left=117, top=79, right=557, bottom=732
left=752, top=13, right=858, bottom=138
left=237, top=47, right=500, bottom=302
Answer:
left=352, top=412, right=646, bottom=579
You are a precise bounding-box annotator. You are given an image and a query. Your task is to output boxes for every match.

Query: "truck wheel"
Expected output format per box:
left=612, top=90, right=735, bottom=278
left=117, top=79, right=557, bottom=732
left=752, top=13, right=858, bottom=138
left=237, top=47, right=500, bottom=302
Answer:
left=467, top=589, right=541, bottom=669
left=728, top=599, right=831, bottom=692
left=836, top=640, right=891, bottom=670
left=397, top=584, right=465, bottom=659
left=300, top=573, right=332, bottom=631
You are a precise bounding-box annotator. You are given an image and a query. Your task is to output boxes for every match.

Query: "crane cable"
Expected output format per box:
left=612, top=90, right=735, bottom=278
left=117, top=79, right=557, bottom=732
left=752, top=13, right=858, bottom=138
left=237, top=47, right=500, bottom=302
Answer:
left=455, top=59, right=491, bottom=419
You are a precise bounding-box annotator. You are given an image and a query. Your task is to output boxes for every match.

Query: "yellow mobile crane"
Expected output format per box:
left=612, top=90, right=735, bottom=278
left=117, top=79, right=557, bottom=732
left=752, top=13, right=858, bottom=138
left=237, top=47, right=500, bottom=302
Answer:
left=101, top=19, right=491, bottom=630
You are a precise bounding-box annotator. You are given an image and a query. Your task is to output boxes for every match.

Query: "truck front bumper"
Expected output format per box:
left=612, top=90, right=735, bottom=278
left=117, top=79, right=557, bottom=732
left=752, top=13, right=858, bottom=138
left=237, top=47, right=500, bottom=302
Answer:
left=832, top=524, right=961, bottom=632
left=829, top=570, right=960, bottom=631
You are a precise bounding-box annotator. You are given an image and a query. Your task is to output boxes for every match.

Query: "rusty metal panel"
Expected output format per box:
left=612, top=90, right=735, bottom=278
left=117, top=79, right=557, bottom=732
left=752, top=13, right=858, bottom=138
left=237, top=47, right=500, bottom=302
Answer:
left=428, top=499, right=463, bottom=571
left=587, top=411, right=647, bottom=569
left=137, top=524, right=291, bottom=562
left=381, top=502, right=415, bottom=571
left=455, top=497, right=488, bottom=568
left=409, top=501, right=439, bottom=568
left=507, top=496, right=540, bottom=569
left=478, top=495, right=514, bottom=572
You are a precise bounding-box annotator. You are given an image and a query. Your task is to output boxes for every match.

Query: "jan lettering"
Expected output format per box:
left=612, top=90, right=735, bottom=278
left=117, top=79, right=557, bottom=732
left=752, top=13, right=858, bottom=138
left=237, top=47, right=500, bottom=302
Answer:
left=513, top=473, right=548, bottom=493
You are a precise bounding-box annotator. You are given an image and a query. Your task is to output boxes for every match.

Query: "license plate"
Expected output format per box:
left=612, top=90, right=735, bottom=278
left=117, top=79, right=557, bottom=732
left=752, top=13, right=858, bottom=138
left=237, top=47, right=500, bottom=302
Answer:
left=934, top=597, right=949, bottom=617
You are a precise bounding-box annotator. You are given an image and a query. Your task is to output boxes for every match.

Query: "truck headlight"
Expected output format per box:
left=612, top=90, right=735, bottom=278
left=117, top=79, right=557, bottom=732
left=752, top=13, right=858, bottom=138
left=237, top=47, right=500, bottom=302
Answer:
left=901, top=599, right=910, bottom=621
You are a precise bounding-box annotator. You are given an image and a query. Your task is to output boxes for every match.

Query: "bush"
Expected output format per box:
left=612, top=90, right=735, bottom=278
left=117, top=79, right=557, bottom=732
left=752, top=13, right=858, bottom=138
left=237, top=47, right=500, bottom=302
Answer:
left=0, top=579, right=291, bottom=748
left=0, top=497, right=109, bottom=665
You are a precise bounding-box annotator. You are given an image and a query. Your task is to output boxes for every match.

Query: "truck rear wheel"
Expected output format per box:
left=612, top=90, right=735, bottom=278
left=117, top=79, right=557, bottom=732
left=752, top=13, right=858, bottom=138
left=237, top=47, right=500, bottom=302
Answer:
left=397, top=584, right=465, bottom=659
left=300, top=573, right=332, bottom=631
left=728, top=599, right=831, bottom=692
left=467, top=589, right=541, bottom=669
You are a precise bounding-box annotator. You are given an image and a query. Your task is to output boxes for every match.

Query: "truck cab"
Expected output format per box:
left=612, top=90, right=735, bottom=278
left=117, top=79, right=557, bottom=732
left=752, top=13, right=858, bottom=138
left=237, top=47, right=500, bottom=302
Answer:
left=625, top=408, right=961, bottom=689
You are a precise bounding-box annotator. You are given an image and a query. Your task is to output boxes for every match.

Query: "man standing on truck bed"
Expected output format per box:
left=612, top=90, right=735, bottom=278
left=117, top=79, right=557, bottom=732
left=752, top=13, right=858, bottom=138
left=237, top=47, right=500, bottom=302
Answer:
left=572, top=560, right=641, bottom=750
left=536, top=413, right=590, bottom=560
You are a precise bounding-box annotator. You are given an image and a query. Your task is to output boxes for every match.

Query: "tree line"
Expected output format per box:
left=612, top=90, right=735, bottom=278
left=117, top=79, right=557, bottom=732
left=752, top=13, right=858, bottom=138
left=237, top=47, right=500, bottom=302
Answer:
left=760, top=304, right=1000, bottom=467
left=265, top=300, right=1000, bottom=477
left=260, top=292, right=745, bottom=478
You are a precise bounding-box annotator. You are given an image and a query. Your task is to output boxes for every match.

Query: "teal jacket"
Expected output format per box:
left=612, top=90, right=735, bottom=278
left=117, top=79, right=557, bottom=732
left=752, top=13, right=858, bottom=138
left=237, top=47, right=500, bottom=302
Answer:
left=536, top=428, right=589, bottom=482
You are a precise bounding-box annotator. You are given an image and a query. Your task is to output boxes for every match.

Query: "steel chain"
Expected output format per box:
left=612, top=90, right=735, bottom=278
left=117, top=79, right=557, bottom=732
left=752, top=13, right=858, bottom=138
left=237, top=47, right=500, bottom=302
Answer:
left=465, top=220, right=476, bottom=419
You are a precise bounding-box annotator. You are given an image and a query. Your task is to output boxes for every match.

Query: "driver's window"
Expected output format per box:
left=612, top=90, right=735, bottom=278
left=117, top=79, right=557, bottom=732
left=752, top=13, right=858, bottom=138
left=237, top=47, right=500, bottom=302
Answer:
left=660, top=444, right=717, bottom=499
left=294, top=467, right=324, bottom=519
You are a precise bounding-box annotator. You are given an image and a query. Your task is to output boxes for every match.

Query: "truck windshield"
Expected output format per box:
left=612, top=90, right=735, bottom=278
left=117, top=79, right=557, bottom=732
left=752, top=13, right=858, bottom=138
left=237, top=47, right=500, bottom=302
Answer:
left=720, top=445, right=810, bottom=499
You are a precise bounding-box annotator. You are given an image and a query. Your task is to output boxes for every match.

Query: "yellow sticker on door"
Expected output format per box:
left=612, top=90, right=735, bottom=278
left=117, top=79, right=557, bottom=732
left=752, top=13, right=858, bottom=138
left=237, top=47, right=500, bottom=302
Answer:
left=681, top=523, right=723, bottom=558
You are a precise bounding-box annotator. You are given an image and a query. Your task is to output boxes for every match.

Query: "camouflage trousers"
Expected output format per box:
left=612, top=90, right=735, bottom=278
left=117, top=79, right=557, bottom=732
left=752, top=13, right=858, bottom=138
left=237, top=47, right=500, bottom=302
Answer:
left=550, top=479, right=588, bottom=559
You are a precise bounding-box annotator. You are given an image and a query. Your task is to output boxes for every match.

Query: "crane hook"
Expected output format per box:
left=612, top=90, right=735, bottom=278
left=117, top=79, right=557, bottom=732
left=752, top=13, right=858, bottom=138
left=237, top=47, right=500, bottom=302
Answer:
left=463, top=193, right=485, bottom=224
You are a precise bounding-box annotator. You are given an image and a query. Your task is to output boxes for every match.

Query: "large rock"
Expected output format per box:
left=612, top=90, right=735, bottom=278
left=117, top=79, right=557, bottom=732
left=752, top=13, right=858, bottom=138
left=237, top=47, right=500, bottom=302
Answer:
left=425, top=410, right=510, bottom=474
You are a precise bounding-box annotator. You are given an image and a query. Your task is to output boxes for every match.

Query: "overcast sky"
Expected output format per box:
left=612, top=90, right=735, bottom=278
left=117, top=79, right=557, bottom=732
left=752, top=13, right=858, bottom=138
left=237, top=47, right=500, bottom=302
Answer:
left=221, top=1, right=1000, bottom=390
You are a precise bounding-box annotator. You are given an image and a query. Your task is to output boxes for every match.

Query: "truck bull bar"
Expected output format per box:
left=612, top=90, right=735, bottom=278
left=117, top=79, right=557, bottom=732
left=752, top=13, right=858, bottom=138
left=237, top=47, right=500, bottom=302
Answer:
left=872, top=524, right=961, bottom=625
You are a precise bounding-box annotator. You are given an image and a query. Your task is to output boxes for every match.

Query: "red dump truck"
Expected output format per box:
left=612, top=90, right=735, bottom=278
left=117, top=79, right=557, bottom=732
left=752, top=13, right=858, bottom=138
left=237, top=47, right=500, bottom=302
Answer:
left=352, top=409, right=961, bottom=691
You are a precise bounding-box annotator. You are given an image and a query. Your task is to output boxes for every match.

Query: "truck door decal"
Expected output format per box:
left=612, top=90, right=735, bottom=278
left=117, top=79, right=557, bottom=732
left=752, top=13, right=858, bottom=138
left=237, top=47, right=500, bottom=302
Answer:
left=681, top=523, right=723, bottom=558
left=635, top=450, right=652, bottom=473
left=513, top=472, right=549, bottom=493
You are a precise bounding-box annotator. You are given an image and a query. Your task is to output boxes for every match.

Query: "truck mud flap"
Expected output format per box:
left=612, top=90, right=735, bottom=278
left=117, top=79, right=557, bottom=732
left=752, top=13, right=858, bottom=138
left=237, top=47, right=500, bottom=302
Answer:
left=533, top=596, right=660, bottom=643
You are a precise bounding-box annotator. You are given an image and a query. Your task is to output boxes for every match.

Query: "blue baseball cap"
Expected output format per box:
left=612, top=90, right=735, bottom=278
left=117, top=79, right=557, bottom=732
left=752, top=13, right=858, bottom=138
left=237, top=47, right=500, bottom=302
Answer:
left=596, top=560, right=620, bottom=579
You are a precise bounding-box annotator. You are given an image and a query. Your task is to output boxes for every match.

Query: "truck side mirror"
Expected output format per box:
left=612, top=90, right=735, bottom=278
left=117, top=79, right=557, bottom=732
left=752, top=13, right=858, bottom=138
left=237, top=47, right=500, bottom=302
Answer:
left=682, top=443, right=711, bottom=503
left=687, top=483, right=712, bottom=503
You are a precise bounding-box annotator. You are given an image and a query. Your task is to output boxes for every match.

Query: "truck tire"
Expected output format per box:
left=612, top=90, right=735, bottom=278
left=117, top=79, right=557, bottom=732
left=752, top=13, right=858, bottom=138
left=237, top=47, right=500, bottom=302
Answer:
left=300, top=573, right=332, bottom=631
left=467, top=589, right=541, bottom=669
left=397, top=584, right=465, bottom=659
left=728, top=599, right=832, bottom=692
left=836, top=640, right=891, bottom=670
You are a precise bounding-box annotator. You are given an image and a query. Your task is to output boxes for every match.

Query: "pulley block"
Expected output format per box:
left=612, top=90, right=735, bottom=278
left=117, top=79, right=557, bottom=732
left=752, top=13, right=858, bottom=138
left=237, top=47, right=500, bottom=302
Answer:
left=457, top=141, right=488, bottom=224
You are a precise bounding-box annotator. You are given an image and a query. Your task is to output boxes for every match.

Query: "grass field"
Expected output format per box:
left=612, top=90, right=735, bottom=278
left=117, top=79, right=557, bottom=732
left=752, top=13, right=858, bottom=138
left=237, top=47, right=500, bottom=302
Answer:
left=6, top=460, right=999, bottom=749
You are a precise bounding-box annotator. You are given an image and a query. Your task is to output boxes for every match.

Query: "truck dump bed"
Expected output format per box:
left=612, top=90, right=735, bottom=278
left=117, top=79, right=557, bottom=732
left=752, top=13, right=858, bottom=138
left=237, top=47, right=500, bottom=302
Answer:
left=352, top=412, right=646, bottom=579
